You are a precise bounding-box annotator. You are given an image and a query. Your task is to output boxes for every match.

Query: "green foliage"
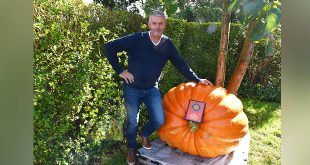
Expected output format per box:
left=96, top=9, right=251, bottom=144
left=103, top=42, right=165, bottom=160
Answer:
left=225, top=0, right=281, bottom=97
left=239, top=27, right=281, bottom=101
left=143, top=0, right=223, bottom=22
left=142, top=0, right=163, bottom=17
left=229, top=0, right=269, bottom=26
left=251, top=6, right=281, bottom=41
left=33, top=0, right=280, bottom=163
left=160, top=21, right=222, bottom=92
left=161, top=20, right=281, bottom=102
left=33, top=1, right=145, bottom=163
left=228, top=0, right=241, bottom=13
left=93, top=0, right=140, bottom=13
left=228, top=0, right=281, bottom=56
left=178, top=1, right=223, bottom=22
left=163, top=0, right=178, bottom=17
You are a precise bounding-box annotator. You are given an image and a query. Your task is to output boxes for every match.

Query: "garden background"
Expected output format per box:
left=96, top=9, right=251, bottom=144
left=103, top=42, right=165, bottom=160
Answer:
left=33, top=0, right=281, bottom=164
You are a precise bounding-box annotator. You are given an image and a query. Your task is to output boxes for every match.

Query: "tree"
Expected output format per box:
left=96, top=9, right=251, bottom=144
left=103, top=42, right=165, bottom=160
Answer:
left=93, top=0, right=141, bottom=13
left=142, top=0, right=223, bottom=22
left=215, top=0, right=231, bottom=87
left=174, top=0, right=223, bottom=22
left=142, top=0, right=178, bottom=17
left=225, top=0, right=281, bottom=94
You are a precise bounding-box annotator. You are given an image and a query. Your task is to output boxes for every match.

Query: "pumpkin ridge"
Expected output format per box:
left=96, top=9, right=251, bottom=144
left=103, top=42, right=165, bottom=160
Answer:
left=173, top=86, right=189, bottom=113
left=201, top=106, right=227, bottom=123
left=188, top=132, right=199, bottom=155
left=180, top=127, right=192, bottom=152
left=159, top=125, right=189, bottom=147
left=164, top=90, right=186, bottom=118
left=181, top=82, right=196, bottom=108
left=195, top=129, right=218, bottom=157
left=219, top=94, right=243, bottom=112
left=202, top=94, right=243, bottom=122
left=212, top=137, right=241, bottom=143
left=201, top=85, right=218, bottom=101
left=203, top=106, right=240, bottom=122
left=203, top=114, right=240, bottom=122
left=166, top=125, right=189, bottom=131
left=205, top=138, right=238, bottom=155
left=201, top=103, right=226, bottom=123
left=202, top=119, right=246, bottom=130
left=203, top=126, right=247, bottom=139
left=163, top=111, right=187, bottom=127
left=193, top=132, right=203, bottom=156
left=202, top=101, right=221, bottom=114
left=202, top=87, right=228, bottom=114
left=190, top=84, right=211, bottom=102
left=159, top=82, right=249, bottom=158
left=172, top=126, right=189, bottom=140
left=198, top=127, right=241, bottom=143
left=164, top=109, right=186, bottom=122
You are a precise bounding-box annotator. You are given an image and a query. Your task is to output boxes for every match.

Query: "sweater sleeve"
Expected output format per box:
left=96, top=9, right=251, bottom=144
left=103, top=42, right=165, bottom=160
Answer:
left=104, top=33, right=138, bottom=75
left=168, top=40, right=201, bottom=83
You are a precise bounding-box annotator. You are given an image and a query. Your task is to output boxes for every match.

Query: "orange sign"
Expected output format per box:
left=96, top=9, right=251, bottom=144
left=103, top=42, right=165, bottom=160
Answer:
left=185, top=100, right=206, bottom=123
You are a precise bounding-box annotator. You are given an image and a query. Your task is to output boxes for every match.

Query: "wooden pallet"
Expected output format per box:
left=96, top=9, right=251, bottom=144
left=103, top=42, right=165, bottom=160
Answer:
left=136, top=133, right=250, bottom=165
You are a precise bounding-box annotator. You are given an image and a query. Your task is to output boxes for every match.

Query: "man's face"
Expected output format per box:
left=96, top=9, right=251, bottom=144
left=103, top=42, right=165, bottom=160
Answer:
left=148, top=16, right=166, bottom=37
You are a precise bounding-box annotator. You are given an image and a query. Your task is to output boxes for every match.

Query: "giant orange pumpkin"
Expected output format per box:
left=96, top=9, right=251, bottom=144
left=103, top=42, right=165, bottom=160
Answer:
left=158, top=82, right=249, bottom=158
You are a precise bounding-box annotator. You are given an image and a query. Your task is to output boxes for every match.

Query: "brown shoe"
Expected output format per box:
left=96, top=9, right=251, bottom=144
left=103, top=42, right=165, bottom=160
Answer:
left=126, top=148, right=136, bottom=165
left=140, top=133, right=152, bottom=150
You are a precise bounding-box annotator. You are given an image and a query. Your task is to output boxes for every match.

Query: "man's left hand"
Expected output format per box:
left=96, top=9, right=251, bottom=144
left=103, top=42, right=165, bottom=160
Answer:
left=198, top=79, right=213, bottom=86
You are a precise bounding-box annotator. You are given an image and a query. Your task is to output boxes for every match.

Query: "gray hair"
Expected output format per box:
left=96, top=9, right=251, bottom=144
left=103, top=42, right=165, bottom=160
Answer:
left=149, top=10, right=166, bottom=19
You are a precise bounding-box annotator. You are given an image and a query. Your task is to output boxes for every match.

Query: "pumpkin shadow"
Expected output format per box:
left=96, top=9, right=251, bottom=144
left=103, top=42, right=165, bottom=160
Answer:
left=241, top=99, right=280, bottom=129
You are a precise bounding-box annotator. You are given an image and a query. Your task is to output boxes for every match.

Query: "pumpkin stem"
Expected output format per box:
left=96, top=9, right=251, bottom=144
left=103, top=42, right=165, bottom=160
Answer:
left=189, top=121, right=199, bottom=132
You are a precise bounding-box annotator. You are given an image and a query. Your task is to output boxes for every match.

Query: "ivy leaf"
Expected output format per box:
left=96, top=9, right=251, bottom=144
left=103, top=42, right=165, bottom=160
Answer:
left=251, top=18, right=265, bottom=40
left=265, top=7, right=281, bottom=36
left=228, top=0, right=242, bottom=13
left=238, top=7, right=250, bottom=26
left=242, top=0, right=267, bottom=18
left=251, top=7, right=281, bottom=41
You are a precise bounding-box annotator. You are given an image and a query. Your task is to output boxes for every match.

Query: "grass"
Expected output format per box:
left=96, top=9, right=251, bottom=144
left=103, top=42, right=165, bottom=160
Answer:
left=98, top=98, right=281, bottom=165
left=97, top=134, right=159, bottom=165
left=242, top=98, right=281, bottom=165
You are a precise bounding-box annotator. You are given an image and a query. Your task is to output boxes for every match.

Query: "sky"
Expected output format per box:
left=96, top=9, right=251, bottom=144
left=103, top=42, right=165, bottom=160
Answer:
left=82, top=0, right=93, bottom=5
left=81, top=0, right=146, bottom=16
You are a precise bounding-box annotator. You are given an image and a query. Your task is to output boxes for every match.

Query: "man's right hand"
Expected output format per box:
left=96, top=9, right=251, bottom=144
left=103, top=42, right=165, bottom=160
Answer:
left=119, top=70, right=135, bottom=84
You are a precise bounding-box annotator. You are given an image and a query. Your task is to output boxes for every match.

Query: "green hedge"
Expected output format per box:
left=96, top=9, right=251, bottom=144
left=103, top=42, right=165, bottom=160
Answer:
left=33, top=1, right=143, bottom=163
left=33, top=0, right=280, bottom=163
left=161, top=20, right=280, bottom=102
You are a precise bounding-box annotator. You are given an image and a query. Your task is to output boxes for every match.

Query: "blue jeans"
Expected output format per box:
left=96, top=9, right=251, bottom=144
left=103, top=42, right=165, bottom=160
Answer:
left=123, top=85, right=165, bottom=149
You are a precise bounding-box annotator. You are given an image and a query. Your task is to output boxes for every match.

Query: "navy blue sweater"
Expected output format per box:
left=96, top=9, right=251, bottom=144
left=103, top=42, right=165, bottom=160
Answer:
left=104, top=32, right=201, bottom=89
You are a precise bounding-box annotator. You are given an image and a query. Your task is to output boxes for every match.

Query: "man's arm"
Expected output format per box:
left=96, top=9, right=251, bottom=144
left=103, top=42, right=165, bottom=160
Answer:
left=168, top=40, right=212, bottom=85
left=104, top=33, right=137, bottom=75
left=104, top=33, right=138, bottom=84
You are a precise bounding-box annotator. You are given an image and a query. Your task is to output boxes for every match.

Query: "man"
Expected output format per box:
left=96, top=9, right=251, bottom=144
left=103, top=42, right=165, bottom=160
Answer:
left=104, top=10, right=212, bottom=165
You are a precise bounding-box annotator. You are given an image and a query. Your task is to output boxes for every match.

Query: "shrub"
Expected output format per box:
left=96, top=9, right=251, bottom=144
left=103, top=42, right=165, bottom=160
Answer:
left=33, top=1, right=129, bottom=163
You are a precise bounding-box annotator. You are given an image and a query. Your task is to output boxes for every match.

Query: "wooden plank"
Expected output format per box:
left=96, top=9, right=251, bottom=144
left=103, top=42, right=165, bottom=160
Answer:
left=137, top=133, right=250, bottom=165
